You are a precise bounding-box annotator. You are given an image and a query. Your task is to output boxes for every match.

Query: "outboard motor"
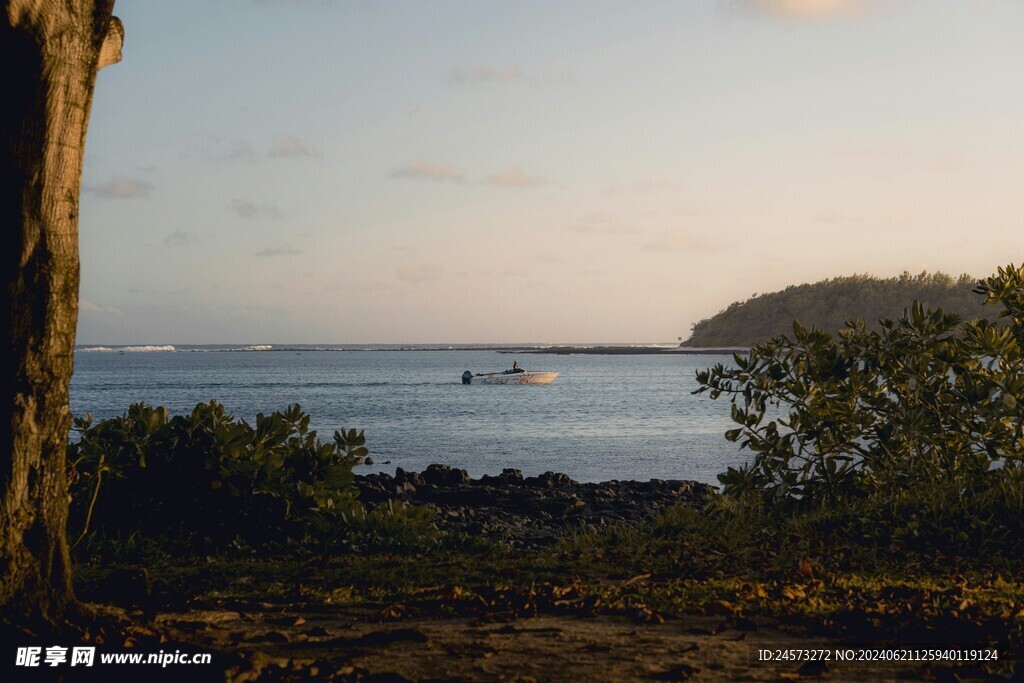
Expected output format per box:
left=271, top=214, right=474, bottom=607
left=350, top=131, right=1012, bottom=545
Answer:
left=461, top=370, right=473, bottom=385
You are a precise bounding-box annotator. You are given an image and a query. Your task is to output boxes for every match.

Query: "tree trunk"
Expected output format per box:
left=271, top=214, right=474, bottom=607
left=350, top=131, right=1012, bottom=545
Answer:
left=0, top=0, right=121, bottom=626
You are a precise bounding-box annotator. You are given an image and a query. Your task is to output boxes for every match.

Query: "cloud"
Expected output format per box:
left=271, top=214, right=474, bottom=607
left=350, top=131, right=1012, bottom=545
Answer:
left=449, top=65, right=526, bottom=85
left=229, top=199, right=285, bottom=219
left=255, top=245, right=301, bottom=257
left=186, top=134, right=319, bottom=162
left=566, top=212, right=640, bottom=235
left=163, top=230, right=197, bottom=247
left=388, top=161, right=465, bottom=183
left=84, top=177, right=153, bottom=199
left=484, top=168, right=547, bottom=188
left=387, top=163, right=547, bottom=187
left=269, top=135, right=319, bottom=159
left=641, top=231, right=713, bottom=252
left=223, top=140, right=257, bottom=162
left=79, top=298, right=121, bottom=315
left=186, top=135, right=256, bottom=163
left=397, top=263, right=443, bottom=284
left=732, top=0, right=882, bottom=20
left=604, top=179, right=684, bottom=195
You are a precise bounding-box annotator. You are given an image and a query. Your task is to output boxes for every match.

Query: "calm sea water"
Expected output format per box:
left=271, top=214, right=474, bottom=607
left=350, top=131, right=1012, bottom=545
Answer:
left=69, top=347, right=746, bottom=485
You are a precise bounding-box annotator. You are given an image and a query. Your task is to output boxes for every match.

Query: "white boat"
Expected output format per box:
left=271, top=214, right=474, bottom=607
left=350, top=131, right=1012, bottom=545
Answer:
left=461, top=369, right=558, bottom=385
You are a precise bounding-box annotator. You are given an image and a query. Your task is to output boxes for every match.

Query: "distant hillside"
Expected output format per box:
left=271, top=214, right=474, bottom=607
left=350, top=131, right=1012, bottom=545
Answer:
left=683, top=271, right=991, bottom=348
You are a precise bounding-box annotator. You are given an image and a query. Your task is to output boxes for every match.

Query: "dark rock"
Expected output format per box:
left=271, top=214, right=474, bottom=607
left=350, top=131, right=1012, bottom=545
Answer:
left=395, top=468, right=427, bottom=487
left=364, top=456, right=374, bottom=465
left=524, top=471, right=577, bottom=488
left=538, top=498, right=576, bottom=516
left=422, top=464, right=470, bottom=486
left=478, top=468, right=524, bottom=487
left=353, top=465, right=714, bottom=550
left=435, top=486, right=494, bottom=507
left=413, top=484, right=440, bottom=503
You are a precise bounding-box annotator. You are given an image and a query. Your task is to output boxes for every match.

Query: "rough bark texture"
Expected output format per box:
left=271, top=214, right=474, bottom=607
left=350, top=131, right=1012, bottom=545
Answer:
left=0, top=0, right=120, bottom=625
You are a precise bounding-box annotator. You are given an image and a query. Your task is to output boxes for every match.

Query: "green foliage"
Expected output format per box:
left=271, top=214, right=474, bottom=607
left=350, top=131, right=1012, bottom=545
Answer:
left=684, top=270, right=986, bottom=347
left=68, top=401, right=367, bottom=550
left=344, top=500, right=441, bottom=552
left=695, top=264, right=1024, bottom=512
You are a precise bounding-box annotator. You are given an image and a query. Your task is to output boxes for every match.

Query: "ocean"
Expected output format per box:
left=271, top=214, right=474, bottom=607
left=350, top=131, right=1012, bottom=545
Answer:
left=69, top=345, right=747, bottom=485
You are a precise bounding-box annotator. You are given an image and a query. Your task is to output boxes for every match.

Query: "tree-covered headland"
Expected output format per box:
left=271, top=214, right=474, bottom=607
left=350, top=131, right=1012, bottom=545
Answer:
left=684, top=271, right=985, bottom=347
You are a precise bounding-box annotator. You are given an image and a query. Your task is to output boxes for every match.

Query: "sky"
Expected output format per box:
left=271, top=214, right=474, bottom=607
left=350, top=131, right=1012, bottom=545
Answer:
left=78, top=0, right=1024, bottom=344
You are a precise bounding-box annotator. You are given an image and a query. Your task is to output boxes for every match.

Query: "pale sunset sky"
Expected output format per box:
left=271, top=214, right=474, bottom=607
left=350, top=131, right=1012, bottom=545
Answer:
left=78, top=0, right=1024, bottom=344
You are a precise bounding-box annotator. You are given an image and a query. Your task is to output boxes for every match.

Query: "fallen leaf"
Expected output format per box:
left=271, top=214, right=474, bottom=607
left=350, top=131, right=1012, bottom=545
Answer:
left=707, top=600, right=736, bottom=616
left=799, top=558, right=815, bottom=579
left=652, top=663, right=700, bottom=680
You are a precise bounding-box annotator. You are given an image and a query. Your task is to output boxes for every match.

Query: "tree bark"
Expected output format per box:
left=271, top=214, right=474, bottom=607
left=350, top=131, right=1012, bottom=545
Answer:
left=0, top=0, right=121, bottom=626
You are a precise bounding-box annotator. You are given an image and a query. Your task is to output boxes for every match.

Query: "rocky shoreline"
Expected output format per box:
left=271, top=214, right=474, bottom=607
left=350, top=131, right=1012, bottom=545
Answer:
left=497, top=346, right=744, bottom=355
left=354, top=465, right=716, bottom=549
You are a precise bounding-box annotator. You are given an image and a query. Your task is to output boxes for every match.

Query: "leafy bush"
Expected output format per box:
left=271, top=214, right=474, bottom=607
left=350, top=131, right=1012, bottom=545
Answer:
left=695, top=264, right=1024, bottom=510
left=344, top=500, right=441, bottom=552
left=68, top=401, right=368, bottom=551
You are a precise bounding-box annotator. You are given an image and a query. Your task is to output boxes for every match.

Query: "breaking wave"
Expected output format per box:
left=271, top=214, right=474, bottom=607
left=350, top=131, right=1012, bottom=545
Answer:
left=79, top=345, right=176, bottom=352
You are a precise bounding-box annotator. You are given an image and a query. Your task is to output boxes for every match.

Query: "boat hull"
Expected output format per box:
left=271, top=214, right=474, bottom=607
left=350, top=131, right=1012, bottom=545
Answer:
left=466, top=371, right=558, bottom=385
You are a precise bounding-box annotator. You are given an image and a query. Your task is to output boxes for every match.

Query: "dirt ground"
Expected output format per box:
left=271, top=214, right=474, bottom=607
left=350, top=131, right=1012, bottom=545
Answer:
left=150, top=604, right=976, bottom=682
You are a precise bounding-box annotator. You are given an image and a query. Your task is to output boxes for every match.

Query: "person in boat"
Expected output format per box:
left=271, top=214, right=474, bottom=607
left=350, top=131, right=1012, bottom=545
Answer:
left=512, top=360, right=525, bottom=373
